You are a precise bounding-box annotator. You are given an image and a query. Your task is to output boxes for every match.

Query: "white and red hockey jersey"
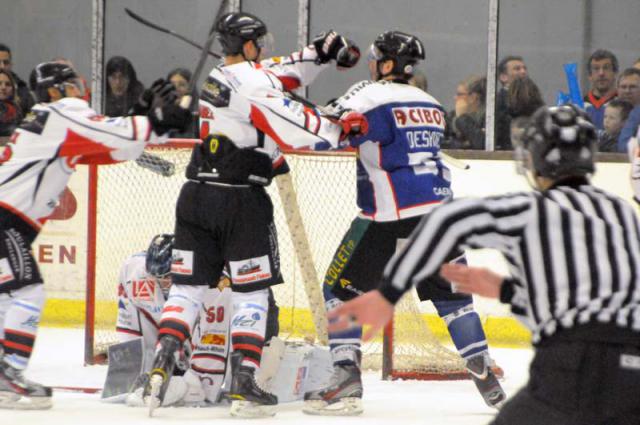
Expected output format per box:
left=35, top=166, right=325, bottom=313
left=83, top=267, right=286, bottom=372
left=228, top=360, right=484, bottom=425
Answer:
left=0, top=97, right=164, bottom=229
left=198, top=46, right=347, bottom=169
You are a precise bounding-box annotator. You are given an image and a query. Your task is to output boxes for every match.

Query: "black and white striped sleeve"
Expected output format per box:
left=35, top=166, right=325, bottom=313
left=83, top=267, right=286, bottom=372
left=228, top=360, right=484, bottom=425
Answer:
left=379, top=194, right=533, bottom=304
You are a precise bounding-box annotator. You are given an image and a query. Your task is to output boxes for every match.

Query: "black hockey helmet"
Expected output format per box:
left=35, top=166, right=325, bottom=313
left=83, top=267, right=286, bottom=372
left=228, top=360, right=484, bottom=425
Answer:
left=34, top=61, right=84, bottom=102
left=145, top=234, right=175, bottom=278
left=215, top=12, right=269, bottom=56
left=515, top=105, right=596, bottom=180
left=368, top=31, right=425, bottom=77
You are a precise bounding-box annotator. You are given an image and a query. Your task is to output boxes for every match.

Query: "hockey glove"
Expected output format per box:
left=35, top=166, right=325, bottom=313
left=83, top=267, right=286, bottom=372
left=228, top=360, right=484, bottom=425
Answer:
left=130, top=79, right=178, bottom=115
left=148, top=103, right=191, bottom=136
left=312, top=31, right=360, bottom=68
left=338, top=110, right=368, bottom=141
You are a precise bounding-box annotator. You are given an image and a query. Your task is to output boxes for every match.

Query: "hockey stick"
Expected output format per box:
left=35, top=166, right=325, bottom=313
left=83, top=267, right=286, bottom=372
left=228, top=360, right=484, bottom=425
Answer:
left=440, top=152, right=471, bottom=170
left=125, top=8, right=222, bottom=60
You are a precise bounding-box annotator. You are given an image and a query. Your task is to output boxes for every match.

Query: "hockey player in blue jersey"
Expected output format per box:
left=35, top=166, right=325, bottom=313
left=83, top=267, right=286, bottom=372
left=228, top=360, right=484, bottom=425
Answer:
left=303, top=31, right=505, bottom=416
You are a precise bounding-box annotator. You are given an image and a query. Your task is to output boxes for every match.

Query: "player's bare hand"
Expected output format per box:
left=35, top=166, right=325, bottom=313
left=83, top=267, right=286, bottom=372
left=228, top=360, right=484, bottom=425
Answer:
left=439, top=263, right=503, bottom=299
left=327, top=290, right=393, bottom=342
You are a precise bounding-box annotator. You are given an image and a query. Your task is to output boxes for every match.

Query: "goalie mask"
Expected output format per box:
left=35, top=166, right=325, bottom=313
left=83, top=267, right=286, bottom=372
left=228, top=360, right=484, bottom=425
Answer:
left=34, top=62, right=85, bottom=102
left=215, top=12, right=273, bottom=58
left=512, top=105, right=596, bottom=183
left=146, top=234, right=174, bottom=279
left=368, top=31, right=425, bottom=80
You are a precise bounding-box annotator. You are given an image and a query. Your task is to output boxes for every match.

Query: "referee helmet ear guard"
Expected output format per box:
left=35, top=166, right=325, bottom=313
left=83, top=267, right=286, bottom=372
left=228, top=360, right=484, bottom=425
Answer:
left=215, top=12, right=270, bottom=56
left=368, top=31, right=425, bottom=78
left=514, top=105, right=596, bottom=180
left=146, top=234, right=175, bottom=278
left=34, top=62, right=83, bottom=102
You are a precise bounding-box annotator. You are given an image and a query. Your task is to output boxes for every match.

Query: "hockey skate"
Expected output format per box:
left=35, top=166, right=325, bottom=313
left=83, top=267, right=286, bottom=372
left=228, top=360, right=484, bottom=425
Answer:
left=303, top=352, right=363, bottom=416
left=228, top=352, right=278, bottom=418
left=0, top=359, right=52, bottom=410
left=143, top=335, right=180, bottom=416
left=466, top=354, right=506, bottom=409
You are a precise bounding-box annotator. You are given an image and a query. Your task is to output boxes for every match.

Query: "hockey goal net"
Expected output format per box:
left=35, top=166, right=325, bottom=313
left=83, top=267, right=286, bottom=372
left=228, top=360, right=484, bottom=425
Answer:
left=85, top=140, right=467, bottom=380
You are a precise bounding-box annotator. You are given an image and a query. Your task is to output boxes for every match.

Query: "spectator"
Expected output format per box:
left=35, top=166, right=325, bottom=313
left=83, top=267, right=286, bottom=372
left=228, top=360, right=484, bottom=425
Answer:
left=584, top=49, right=618, bottom=130
left=53, top=57, right=91, bottom=103
left=616, top=69, right=640, bottom=152
left=0, top=43, right=34, bottom=114
left=0, top=69, right=23, bottom=136
left=507, top=75, right=545, bottom=119
left=105, top=56, right=144, bottom=116
left=495, top=55, right=528, bottom=150
left=599, top=99, right=632, bottom=152
left=444, top=75, right=486, bottom=149
left=167, top=67, right=198, bottom=138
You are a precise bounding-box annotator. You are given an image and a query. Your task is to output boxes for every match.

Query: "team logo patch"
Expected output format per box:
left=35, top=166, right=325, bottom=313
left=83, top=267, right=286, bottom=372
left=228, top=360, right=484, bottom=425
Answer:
left=132, top=279, right=155, bottom=300
left=229, top=256, right=272, bottom=284
left=0, top=258, right=15, bottom=285
left=171, top=249, right=194, bottom=275
left=392, top=106, right=445, bottom=129
left=200, top=333, right=226, bottom=346
left=620, top=354, right=640, bottom=370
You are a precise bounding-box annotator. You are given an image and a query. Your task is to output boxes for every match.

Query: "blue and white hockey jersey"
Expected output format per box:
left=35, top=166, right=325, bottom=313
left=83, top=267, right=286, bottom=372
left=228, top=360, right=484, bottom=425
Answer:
left=330, top=80, right=452, bottom=222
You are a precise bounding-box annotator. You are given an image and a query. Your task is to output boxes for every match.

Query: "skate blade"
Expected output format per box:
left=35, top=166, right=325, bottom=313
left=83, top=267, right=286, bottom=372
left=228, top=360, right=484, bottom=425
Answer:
left=0, top=391, right=52, bottom=410
left=302, top=397, right=363, bottom=416
left=145, top=375, right=163, bottom=417
left=230, top=399, right=276, bottom=418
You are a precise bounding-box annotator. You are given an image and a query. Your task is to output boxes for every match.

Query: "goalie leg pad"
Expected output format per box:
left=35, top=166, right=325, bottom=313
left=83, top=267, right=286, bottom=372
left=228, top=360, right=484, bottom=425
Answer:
left=433, top=298, right=488, bottom=361
left=231, top=289, right=269, bottom=369
left=0, top=284, right=44, bottom=369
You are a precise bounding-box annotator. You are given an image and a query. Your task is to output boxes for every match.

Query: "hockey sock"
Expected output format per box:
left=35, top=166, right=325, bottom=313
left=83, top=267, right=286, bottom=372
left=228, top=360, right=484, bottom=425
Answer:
left=324, top=283, right=361, bottom=365
left=231, top=289, right=269, bottom=370
left=433, top=298, right=489, bottom=361
left=158, top=284, right=206, bottom=343
left=0, top=284, right=45, bottom=369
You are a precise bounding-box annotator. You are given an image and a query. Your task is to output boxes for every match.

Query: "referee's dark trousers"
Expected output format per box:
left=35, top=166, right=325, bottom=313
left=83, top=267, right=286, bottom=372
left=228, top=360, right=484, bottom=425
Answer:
left=492, top=323, right=640, bottom=425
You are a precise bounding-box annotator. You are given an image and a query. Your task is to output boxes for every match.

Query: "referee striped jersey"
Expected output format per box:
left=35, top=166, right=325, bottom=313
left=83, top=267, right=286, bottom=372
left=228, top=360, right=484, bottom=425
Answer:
left=379, top=180, right=640, bottom=343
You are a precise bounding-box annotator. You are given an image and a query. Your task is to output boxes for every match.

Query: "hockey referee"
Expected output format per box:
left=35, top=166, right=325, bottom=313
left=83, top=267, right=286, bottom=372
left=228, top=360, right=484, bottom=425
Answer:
left=329, top=105, right=640, bottom=424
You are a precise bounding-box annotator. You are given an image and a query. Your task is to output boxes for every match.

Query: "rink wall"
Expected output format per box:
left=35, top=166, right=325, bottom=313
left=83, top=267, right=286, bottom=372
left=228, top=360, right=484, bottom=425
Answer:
left=37, top=154, right=635, bottom=347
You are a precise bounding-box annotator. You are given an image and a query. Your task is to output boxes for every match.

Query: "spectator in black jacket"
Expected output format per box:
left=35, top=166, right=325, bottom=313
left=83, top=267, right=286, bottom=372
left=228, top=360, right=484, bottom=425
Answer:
left=0, top=69, right=24, bottom=136
left=495, top=55, right=528, bottom=150
left=167, top=68, right=199, bottom=138
left=444, top=75, right=486, bottom=149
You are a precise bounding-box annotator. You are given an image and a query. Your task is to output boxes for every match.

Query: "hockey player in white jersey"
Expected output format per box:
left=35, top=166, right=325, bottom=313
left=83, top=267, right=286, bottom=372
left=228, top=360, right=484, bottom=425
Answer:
left=303, top=31, right=505, bottom=416
left=144, top=11, right=367, bottom=418
left=0, top=62, right=189, bottom=410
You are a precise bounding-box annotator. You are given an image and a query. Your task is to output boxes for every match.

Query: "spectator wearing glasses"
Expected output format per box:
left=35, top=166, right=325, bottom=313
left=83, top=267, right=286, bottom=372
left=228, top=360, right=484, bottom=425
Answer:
left=105, top=56, right=145, bottom=116
left=0, top=44, right=34, bottom=115
left=616, top=68, right=640, bottom=152
left=584, top=49, right=619, bottom=130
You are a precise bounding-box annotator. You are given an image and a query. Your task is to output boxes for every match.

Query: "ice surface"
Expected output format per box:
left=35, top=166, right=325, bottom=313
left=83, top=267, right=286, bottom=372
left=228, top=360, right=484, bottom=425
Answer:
left=4, top=328, right=533, bottom=425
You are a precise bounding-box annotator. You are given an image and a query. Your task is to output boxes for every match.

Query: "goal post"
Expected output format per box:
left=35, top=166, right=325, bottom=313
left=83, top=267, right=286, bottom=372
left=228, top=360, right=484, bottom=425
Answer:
left=83, top=139, right=471, bottom=381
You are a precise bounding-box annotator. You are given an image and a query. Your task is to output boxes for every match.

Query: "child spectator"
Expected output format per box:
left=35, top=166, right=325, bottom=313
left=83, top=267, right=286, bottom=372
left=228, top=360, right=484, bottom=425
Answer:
left=600, top=99, right=632, bottom=152
left=166, top=68, right=198, bottom=138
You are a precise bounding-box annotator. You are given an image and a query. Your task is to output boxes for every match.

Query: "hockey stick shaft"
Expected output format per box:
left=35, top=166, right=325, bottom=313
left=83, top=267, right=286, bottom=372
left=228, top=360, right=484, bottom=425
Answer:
left=440, top=152, right=471, bottom=170
left=125, top=8, right=222, bottom=59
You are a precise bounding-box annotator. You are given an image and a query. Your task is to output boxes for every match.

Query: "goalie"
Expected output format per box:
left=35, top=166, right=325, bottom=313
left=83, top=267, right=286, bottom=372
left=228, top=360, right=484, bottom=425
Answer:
left=106, top=234, right=282, bottom=406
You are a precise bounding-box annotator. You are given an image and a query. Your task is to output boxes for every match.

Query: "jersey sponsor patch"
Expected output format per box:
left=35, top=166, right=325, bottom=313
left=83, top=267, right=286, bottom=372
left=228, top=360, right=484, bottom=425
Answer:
left=229, top=255, right=272, bottom=284
left=200, top=333, right=226, bottom=346
left=200, top=76, right=231, bottom=108
left=131, top=279, right=155, bottom=301
left=0, top=258, right=15, bottom=285
left=392, top=106, right=445, bottom=130
left=18, top=110, right=50, bottom=135
left=171, top=249, right=193, bottom=275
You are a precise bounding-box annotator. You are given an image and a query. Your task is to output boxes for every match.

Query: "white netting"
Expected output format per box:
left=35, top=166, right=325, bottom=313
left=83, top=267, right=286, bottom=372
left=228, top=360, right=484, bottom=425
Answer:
left=89, top=142, right=465, bottom=377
